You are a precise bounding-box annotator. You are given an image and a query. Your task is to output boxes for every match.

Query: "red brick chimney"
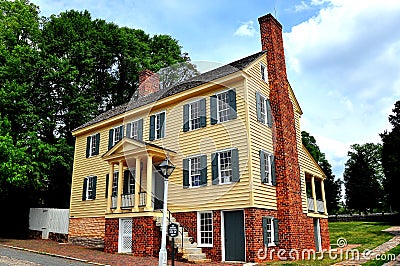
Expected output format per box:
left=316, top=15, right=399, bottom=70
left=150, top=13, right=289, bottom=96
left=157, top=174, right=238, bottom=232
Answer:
left=258, top=14, right=313, bottom=251
left=138, top=69, right=160, bottom=97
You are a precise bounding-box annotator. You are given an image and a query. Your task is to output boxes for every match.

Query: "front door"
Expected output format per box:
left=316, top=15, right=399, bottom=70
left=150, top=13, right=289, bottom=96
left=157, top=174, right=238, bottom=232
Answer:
left=224, top=210, right=245, bottom=262
left=119, top=218, right=132, bottom=253
left=314, top=218, right=322, bottom=252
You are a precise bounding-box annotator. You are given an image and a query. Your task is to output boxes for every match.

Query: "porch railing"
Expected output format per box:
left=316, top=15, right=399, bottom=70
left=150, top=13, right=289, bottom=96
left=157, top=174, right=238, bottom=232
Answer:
left=111, top=196, right=117, bottom=209
left=121, top=194, right=135, bottom=208
left=307, top=197, right=325, bottom=213
left=111, top=193, right=146, bottom=209
left=139, top=192, right=146, bottom=207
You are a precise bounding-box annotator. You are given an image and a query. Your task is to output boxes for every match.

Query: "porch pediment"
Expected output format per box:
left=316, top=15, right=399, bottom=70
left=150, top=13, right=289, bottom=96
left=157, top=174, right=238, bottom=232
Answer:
left=102, top=137, right=175, bottom=162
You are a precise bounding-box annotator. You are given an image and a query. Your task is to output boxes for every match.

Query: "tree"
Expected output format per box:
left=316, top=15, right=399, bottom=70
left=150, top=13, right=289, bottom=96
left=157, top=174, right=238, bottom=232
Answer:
left=343, top=143, right=383, bottom=213
left=381, top=100, right=400, bottom=212
left=301, top=131, right=342, bottom=213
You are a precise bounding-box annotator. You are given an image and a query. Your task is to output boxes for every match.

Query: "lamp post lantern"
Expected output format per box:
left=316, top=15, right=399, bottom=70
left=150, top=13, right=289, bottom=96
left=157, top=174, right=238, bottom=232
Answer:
left=157, top=156, right=175, bottom=266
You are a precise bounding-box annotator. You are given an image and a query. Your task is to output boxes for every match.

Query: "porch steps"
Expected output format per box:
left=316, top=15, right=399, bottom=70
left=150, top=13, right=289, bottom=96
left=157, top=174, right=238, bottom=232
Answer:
left=154, top=216, right=211, bottom=263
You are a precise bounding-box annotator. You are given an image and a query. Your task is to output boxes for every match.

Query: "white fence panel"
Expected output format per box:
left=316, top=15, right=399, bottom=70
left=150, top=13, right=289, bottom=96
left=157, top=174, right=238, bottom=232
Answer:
left=29, top=208, right=69, bottom=239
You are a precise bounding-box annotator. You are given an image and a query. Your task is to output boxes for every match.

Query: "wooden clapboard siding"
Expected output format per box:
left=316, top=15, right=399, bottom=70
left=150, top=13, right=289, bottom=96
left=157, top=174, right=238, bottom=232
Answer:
left=243, top=56, right=277, bottom=209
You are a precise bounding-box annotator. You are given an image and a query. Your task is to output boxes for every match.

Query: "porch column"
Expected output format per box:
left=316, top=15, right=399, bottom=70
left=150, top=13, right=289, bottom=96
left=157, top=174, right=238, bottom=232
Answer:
left=145, top=155, right=153, bottom=211
left=107, top=162, right=114, bottom=213
left=321, top=179, right=328, bottom=214
left=116, top=160, right=124, bottom=212
left=133, top=157, right=141, bottom=212
left=311, top=175, right=318, bottom=213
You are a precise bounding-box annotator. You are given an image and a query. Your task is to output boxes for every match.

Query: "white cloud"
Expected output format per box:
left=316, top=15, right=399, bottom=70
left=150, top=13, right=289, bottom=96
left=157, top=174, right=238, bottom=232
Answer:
left=285, top=0, right=400, bottom=179
left=294, top=1, right=311, bottom=12
left=234, top=21, right=255, bottom=37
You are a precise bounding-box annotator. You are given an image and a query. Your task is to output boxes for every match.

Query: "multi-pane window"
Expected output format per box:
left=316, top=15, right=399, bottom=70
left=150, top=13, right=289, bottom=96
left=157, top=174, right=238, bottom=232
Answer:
left=197, top=212, right=213, bottom=247
left=189, top=101, right=201, bottom=130
left=260, top=95, right=267, bottom=123
left=219, top=150, right=232, bottom=184
left=256, top=92, right=272, bottom=127
left=128, top=170, right=135, bottom=194
left=260, top=151, right=273, bottom=184
left=83, top=176, right=97, bottom=201
left=154, top=112, right=165, bottom=140
left=217, top=91, right=230, bottom=123
left=262, top=217, right=278, bottom=247
left=189, top=157, right=201, bottom=187
left=86, top=133, right=100, bottom=157
left=266, top=218, right=274, bottom=245
left=261, top=63, right=268, bottom=83
left=112, top=171, right=118, bottom=197
left=113, top=126, right=122, bottom=145
left=130, top=121, right=139, bottom=139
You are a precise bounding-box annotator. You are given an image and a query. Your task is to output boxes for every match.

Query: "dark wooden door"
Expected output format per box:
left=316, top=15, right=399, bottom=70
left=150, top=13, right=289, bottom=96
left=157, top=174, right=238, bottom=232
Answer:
left=224, top=210, right=245, bottom=261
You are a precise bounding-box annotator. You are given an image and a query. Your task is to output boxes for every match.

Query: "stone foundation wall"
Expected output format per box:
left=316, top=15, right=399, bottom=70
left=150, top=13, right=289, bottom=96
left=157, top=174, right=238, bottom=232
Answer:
left=68, top=217, right=105, bottom=248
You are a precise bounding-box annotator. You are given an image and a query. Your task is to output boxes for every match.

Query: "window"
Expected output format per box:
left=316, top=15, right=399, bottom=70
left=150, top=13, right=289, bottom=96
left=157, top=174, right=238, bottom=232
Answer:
left=123, top=169, right=135, bottom=194
left=82, top=176, right=97, bottom=200
left=212, top=148, right=239, bottom=185
left=260, top=150, right=276, bottom=185
left=262, top=217, right=279, bottom=247
left=112, top=171, right=118, bottom=197
left=256, top=92, right=272, bottom=127
left=149, top=111, right=165, bottom=140
left=183, top=99, right=206, bottom=132
left=261, top=63, right=268, bottom=83
left=183, top=155, right=207, bottom=188
left=108, top=125, right=124, bottom=150
left=210, top=89, right=237, bottom=124
left=197, top=211, right=213, bottom=247
left=86, top=133, right=100, bottom=157
left=126, top=119, right=143, bottom=141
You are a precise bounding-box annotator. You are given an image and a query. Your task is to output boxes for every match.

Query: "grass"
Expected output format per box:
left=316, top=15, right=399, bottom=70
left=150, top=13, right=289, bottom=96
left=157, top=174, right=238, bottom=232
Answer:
left=265, top=221, right=395, bottom=266
left=363, top=244, right=400, bottom=266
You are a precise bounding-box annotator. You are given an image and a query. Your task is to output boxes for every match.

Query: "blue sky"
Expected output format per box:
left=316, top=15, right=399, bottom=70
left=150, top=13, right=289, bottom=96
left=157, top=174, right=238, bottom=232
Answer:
left=32, top=0, right=400, bottom=186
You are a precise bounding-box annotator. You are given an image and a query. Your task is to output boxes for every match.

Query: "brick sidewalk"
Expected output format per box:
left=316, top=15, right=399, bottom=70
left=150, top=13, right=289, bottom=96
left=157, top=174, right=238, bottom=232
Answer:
left=0, top=238, right=238, bottom=266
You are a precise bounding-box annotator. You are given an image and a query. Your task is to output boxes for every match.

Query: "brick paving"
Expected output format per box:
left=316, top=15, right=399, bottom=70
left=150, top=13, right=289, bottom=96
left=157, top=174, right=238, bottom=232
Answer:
left=0, top=238, right=238, bottom=266
left=333, top=226, right=400, bottom=266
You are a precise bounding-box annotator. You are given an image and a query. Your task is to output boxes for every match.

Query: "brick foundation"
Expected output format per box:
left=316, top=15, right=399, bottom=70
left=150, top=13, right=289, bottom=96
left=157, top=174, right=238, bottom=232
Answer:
left=104, top=216, right=161, bottom=257
left=68, top=217, right=105, bottom=248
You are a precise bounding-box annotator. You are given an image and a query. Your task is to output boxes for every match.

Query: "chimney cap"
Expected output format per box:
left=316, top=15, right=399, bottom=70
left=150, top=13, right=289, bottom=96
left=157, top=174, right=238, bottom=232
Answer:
left=258, top=13, right=282, bottom=29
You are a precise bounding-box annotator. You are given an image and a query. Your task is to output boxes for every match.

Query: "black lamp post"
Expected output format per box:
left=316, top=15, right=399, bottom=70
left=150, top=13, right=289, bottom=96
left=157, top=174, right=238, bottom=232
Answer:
left=158, top=156, right=175, bottom=266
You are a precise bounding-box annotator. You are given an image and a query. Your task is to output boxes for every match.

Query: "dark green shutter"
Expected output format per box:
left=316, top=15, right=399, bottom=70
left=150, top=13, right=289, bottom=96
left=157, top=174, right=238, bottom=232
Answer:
left=228, top=89, right=237, bottom=120
left=137, top=119, right=143, bottom=141
left=267, top=99, right=272, bottom=128
left=256, top=92, right=263, bottom=123
left=211, top=152, right=219, bottom=185
left=183, top=158, right=189, bottom=188
left=262, top=216, right=268, bottom=246
left=160, top=112, right=166, bottom=138
left=108, top=129, right=114, bottom=150
left=119, top=125, right=124, bottom=140
left=273, top=218, right=279, bottom=245
left=123, top=170, right=130, bottom=194
left=231, top=148, right=240, bottom=182
left=94, top=133, right=100, bottom=155
left=271, top=155, right=277, bottom=186
left=82, top=178, right=88, bottom=201
left=105, top=174, right=109, bottom=198
left=200, top=155, right=207, bottom=186
left=149, top=115, right=155, bottom=140
left=92, top=176, right=97, bottom=199
left=260, top=150, right=266, bottom=183
left=210, top=95, right=217, bottom=125
left=200, top=98, right=206, bottom=128
left=126, top=123, right=132, bottom=138
left=86, top=137, right=91, bottom=158
left=183, top=104, right=189, bottom=132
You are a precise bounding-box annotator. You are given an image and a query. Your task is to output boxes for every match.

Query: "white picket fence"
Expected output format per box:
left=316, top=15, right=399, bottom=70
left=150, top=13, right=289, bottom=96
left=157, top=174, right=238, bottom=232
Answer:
left=29, top=208, right=69, bottom=239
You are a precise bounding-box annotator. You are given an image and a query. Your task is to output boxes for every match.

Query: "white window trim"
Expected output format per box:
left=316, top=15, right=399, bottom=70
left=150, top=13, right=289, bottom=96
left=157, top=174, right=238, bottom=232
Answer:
left=88, top=134, right=97, bottom=157
left=85, top=176, right=95, bottom=200
left=197, top=211, right=213, bottom=247
left=261, top=63, right=268, bottom=83
left=266, top=217, right=276, bottom=247
left=188, top=99, right=202, bottom=131
left=216, top=148, right=234, bottom=185
left=128, top=119, right=141, bottom=139
left=113, top=126, right=122, bottom=146
left=215, top=89, right=231, bottom=124
left=154, top=110, right=166, bottom=140
left=187, top=155, right=203, bottom=188
left=258, top=92, right=270, bottom=126
left=262, top=150, right=273, bottom=185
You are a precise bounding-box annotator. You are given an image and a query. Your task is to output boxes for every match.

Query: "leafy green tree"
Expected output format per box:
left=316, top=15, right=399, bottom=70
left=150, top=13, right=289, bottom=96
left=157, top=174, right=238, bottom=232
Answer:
left=343, top=143, right=384, bottom=213
left=380, top=100, right=400, bottom=212
left=301, top=131, right=342, bottom=213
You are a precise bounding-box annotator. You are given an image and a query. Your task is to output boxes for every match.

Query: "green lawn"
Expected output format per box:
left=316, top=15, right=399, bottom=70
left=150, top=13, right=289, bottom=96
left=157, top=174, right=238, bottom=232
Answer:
left=363, top=244, right=400, bottom=266
left=265, top=221, right=395, bottom=266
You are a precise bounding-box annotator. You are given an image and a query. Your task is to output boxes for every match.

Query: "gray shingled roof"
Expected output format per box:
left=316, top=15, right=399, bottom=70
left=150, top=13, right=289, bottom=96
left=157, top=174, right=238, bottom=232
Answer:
left=73, top=50, right=266, bottom=132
